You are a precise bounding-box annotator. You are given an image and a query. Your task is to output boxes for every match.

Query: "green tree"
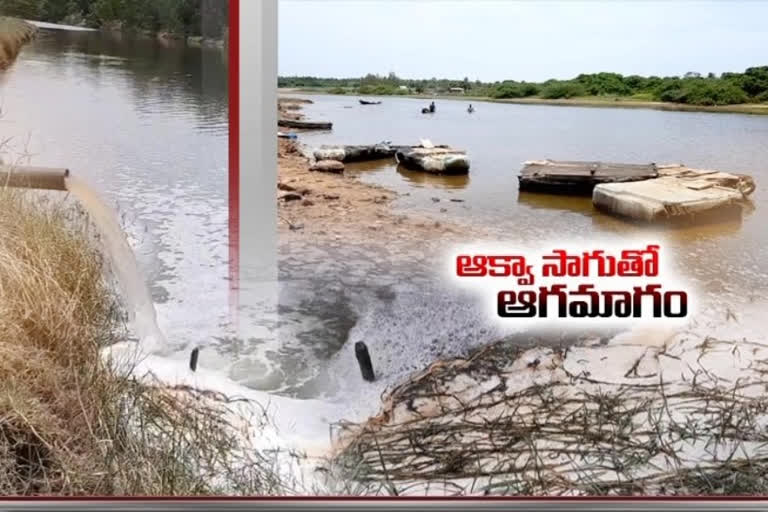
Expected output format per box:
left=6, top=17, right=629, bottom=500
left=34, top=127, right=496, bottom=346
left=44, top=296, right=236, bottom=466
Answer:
left=540, top=81, right=586, bottom=99
left=0, top=0, right=43, bottom=18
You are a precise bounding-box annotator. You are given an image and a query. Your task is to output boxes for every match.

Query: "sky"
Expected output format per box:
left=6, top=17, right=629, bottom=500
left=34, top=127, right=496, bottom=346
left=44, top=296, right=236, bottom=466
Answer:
left=278, top=0, right=768, bottom=82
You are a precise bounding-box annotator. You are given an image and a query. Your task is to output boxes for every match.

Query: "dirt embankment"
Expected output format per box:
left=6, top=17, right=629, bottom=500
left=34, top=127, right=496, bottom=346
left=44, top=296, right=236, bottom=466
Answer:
left=278, top=97, right=311, bottom=121
left=0, top=18, right=37, bottom=70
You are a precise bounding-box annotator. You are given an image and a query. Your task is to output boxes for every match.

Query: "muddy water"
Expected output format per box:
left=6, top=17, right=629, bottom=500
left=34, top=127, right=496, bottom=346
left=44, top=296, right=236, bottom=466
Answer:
left=3, top=26, right=767, bottom=421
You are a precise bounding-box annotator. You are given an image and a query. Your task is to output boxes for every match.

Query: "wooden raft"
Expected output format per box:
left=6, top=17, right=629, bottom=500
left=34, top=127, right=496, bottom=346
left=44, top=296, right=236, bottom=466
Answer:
left=518, top=160, right=658, bottom=195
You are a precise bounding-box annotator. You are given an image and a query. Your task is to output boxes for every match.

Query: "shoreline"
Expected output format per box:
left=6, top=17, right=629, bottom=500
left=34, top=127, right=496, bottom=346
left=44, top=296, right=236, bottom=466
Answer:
left=276, top=98, right=476, bottom=245
left=276, top=137, right=472, bottom=244
left=25, top=19, right=226, bottom=48
left=279, top=88, right=768, bottom=116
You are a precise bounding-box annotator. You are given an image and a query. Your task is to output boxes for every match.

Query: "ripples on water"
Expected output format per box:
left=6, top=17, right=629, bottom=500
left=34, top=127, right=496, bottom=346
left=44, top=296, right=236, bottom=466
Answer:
left=2, top=29, right=767, bottom=416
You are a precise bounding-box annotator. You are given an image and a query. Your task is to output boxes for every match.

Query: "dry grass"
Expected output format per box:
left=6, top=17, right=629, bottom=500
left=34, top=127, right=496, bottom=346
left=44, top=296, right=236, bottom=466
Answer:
left=0, top=17, right=38, bottom=70
left=0, top=186, right=288, bottom=495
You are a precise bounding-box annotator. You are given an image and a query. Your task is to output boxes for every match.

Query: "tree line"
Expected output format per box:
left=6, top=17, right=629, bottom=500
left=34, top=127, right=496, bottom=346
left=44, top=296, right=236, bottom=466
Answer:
left=279, top=67, right=768, bottom=106
left=0, top=0, right=229, bottom=39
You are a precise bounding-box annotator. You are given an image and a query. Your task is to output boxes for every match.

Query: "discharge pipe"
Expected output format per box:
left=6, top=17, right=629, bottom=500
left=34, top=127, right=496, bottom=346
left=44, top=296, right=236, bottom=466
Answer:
left=0, top=165, right=69, bottom=191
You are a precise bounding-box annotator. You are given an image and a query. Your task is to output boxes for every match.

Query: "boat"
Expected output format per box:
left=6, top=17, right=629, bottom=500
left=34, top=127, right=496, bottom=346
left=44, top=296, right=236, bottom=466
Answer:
left=518, top=160, right=658, bottom=195
left=359, top=99, right=382, bottom=105
left=277, top=131, right=298, bottom=139
left=277, top=118, right=332, bottom=130
left=395, top=145, right=470, bottom=175
left=592, top=165, right=756, bottom=223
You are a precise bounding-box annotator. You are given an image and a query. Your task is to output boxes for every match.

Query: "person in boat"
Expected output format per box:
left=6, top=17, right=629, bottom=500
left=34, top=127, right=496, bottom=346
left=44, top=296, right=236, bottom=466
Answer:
left=429, top=101, right=436, bottom=113
left=467, top=104, right=474, bottom=113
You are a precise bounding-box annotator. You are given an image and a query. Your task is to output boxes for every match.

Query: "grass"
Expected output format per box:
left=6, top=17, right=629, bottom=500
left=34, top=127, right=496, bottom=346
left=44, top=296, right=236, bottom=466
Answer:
left=0, top=164, right=289, bottom=494
left=0, top=17, right=38, bottom=70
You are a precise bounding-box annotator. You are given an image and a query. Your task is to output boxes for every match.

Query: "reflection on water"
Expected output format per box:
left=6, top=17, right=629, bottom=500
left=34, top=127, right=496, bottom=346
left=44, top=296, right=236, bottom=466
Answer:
left=517, top=191, right=593, bottom=215
left=343, top=160, right=471, bottom=189
left=396, top=164, right=470, bottom=189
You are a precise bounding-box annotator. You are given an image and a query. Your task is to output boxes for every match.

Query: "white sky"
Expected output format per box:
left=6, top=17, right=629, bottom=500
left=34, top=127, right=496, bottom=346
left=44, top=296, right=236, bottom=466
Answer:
left=278, top=0, right=768, bottom=82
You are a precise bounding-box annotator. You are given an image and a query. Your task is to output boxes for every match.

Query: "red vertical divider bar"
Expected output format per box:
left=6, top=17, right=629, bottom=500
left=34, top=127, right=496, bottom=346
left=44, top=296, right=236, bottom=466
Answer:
left=228, top=0, right=240, bottom=300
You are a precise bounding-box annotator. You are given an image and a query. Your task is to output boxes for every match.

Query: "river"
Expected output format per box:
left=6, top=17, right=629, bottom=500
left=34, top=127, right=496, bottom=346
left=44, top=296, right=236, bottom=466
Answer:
left=2, top=28, right=767, bottom=428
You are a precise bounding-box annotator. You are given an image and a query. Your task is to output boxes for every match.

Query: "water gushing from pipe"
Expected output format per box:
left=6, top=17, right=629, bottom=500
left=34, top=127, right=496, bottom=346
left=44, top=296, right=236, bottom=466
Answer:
left=64, top=175, right=167, bottom=354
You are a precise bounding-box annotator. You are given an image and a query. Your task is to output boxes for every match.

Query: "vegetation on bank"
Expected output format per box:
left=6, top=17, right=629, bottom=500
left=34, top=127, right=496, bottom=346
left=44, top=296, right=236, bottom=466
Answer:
left=279, top=67, right=768, bottom=108
left=0, top=17, right=37, bottom=69
left=0, top=0, right=228, bottom=40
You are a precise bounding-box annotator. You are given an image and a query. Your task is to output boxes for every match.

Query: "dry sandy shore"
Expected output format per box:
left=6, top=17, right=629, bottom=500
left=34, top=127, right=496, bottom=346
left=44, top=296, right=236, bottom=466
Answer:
left=276, top=99, right=474, bottom=248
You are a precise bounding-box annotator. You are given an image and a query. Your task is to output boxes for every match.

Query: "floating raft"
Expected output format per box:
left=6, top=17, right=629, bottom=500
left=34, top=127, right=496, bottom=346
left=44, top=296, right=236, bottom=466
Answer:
left=518, top=160, right=658, bottom=195
left=359, top=99, right=382, bottom=105
left=593, top=165, right=756, bottom=223
left=314, top=143, right=397, bottom=163
left=395, top=146, right=470, bottom=175
left=278, top=118, right=332, bottom=130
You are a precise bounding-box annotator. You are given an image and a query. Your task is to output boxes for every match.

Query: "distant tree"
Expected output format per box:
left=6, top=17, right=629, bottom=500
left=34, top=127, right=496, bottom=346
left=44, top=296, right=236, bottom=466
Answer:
left=540, top=81, right=586, bottom=99
left=276, top=64, right=767, bottom=106
left=742, top=66, right=768, bottom=97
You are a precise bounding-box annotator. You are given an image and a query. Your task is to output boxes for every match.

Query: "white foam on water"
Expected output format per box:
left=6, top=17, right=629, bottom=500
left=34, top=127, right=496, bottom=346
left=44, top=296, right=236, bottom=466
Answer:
left=101, top=340, right=343, bottom=494
left=66, top=177, right=343, bottom=482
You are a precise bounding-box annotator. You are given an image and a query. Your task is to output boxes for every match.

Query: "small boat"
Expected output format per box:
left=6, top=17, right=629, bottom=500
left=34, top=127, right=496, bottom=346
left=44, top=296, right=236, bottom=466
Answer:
left=278, top=118, right=333, bottom=130
left=359, top=99, right=382, bottom=105
left=518, top=160, right=658, bottom=195
left=421, top=108, right=434, bottom=114
left=395, top=145, right=470, bottom=175
left=277, top=131, right=298, bottom=139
